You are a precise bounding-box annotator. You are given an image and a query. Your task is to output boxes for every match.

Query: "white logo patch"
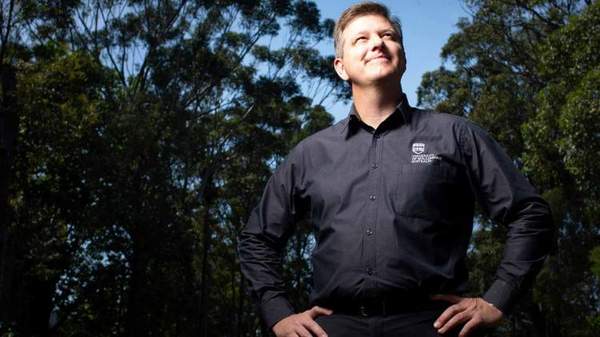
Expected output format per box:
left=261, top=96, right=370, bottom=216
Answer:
left=411, top=142, right=441, bottom=164
left=412, top=142, right=425, bottom=154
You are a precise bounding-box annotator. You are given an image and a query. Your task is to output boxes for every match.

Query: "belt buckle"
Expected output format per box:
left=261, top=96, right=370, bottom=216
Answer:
left=359, top=304, right=368, bottom=317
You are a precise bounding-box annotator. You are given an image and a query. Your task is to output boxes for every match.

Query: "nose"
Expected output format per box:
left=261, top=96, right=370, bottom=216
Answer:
left=369, top=34, right=384, bottom=50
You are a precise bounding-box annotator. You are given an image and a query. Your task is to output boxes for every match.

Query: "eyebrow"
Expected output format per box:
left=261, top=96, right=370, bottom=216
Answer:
left=352, top=28, right=396, bottom=37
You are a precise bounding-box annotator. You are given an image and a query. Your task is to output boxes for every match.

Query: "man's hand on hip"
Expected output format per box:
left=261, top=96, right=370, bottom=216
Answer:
left=431, top=294, right=503, bottom=337
left=272, top=306, right=333, bottom=337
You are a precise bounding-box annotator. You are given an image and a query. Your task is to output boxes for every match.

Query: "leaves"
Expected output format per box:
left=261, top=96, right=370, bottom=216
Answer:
left=418, top=1, right=599, bottom=336
left=1, top=1, right=341, bottom=336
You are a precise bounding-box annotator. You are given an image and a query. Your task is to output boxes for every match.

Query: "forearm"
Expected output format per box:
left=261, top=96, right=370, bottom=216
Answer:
left=238, top=229, right=294, bottom=328
left=483, top=197, right=554, bottom=313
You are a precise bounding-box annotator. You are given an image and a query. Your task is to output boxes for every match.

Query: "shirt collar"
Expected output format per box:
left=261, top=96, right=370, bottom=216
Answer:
left=340, top=92, right=412, bottom=139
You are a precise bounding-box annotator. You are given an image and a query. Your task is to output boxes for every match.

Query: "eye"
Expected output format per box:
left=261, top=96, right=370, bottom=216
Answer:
left=382, top=32, right=395, bottom=39
left=354, top=36, right=367, bottom=44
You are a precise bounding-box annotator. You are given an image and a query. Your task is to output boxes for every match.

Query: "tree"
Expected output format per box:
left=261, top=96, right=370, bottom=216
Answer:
left=418, top=1, right=599, bottom=336
left=0, top=1, right=344, bottom=336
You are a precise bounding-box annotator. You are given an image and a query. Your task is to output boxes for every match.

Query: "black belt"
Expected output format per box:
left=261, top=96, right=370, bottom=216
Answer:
left=327, top=294, right=447, bottom=317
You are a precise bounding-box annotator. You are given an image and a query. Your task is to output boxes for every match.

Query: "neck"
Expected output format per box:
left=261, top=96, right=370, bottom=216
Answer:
left=351, top=80, right=403, bottom=129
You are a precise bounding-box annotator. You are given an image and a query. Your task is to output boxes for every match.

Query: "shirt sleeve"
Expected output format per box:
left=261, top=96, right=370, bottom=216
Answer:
left=458, top=119, right=554, bottom=315
left=237, top=143, right=308, bottom=329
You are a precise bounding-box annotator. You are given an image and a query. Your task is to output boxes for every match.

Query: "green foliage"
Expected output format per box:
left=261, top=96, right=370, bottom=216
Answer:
left=0, top=1, right=344, bottom=336
left=590, top=246, right=600, bottom=277
left=419, top=1, right=600, bottom=336
left=557, top=69, right=600, bottom=224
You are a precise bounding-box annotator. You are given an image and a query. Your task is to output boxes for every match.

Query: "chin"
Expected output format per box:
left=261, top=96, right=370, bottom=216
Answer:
left=367, top=69, right=397, bottom=81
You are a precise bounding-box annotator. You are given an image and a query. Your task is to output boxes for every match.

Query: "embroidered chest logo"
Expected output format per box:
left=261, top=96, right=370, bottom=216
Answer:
left=412, top=142, right=425, bottom=154
left=411, top=142, right=441, bottom=164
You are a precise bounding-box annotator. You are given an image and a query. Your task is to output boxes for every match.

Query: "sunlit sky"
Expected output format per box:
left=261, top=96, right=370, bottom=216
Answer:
left=314, top=1, right=469, bottom=121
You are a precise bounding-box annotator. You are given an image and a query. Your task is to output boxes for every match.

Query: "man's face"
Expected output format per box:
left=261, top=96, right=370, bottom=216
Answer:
left=334, top=14, right=406, bottom=87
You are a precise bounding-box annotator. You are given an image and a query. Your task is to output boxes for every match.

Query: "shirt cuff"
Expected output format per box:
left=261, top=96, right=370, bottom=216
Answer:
left=260, top=295, right=295, bottom=329
left=482, top=278, right=517, bottom=315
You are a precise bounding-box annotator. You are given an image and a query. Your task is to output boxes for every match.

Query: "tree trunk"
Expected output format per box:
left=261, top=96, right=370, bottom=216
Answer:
left=125, top=166, right=152, bottom=337
left=0, top=61, right=17, bottom=330
left=529, top=302, right=547, bottom=337
left=237, top=273, right=245, bottom=337
left=199, top=175, right=215, bottom=337
left=125, top=228, right=146, bottom=337
left=21, top=278, right=55, bottom=337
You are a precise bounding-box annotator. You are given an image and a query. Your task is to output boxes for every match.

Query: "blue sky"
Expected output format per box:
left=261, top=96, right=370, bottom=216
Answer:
left=314, top=1, right=469, bottom=121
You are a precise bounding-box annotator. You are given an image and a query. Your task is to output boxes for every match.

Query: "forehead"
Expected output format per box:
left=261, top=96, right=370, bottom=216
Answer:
left=342, top=14, right=395, bottom=37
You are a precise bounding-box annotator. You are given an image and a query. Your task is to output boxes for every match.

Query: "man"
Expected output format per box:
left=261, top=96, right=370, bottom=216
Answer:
left=238, top=2, right=554, bottom=337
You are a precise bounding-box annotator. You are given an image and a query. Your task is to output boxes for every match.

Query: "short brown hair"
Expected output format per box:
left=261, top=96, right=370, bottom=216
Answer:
left=333, top=2, right=403, bottom=58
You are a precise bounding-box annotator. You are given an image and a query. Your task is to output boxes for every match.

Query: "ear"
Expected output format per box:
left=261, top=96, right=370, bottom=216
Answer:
left=333, top=57, right=349, bottom=81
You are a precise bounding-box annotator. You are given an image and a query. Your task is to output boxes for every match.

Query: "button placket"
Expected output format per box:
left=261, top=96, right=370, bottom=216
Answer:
left=364, top=133, right=380, bottom=281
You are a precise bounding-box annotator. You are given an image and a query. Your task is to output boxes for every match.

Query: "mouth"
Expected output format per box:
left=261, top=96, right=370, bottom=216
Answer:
left=366, top=55, right=390, bottom=63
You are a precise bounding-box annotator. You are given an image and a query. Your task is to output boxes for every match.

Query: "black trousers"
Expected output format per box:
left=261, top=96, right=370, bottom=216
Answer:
left=314, top=305, right=469, bottom=337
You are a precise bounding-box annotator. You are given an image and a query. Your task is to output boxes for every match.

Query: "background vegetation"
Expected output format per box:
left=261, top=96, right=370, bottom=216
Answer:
left=0, top=0, right=597, bottom=336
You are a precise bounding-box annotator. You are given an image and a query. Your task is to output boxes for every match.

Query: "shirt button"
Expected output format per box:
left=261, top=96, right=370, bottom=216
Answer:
left=366, top=228, right=374, bottom=236
left=369, top=195, right=376, bottom=201
left=371, top=163, right=377, bottom=169
left=366, top=267, right=373, bottom=275
left=374, top=134, right=380, bottom=138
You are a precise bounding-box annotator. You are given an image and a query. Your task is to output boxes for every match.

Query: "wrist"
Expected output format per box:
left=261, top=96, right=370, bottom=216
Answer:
left=482, top=278, right=516, bottom=315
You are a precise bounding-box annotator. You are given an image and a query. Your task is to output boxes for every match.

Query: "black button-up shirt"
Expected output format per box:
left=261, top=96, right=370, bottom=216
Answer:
left=238, top=93, right=553, bottom=328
